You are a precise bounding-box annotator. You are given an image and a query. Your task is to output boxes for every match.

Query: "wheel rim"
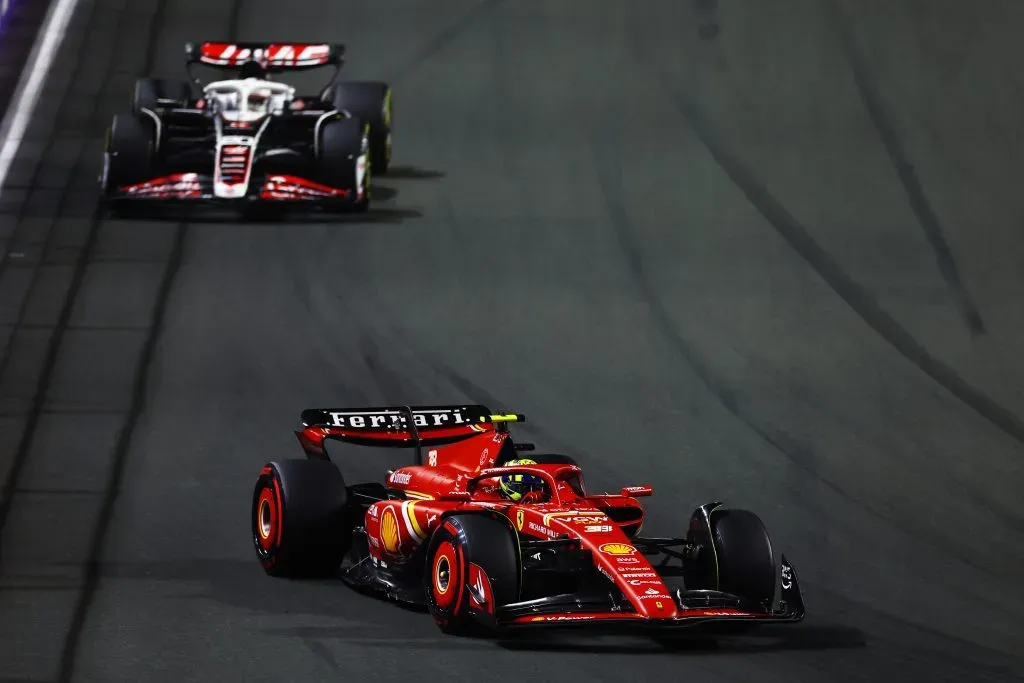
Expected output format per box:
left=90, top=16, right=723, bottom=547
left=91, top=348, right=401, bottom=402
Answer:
left=431, top=540, right=459, bottom=608
left=435, top=556, right=451, bottom=594
left=258, top=498, right=272, bottom=539
left=255, top=485, right=279, bottom=552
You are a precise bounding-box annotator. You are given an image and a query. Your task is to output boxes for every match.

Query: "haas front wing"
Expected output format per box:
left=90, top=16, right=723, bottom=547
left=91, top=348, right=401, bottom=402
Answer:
left=111, top=171, right=362, bottom=204
left=105, top=122, right=368, bottom=207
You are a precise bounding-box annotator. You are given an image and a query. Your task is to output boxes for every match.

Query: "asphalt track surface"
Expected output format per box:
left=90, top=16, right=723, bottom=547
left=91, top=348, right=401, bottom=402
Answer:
left=1, top=0, right=1024, bottom=681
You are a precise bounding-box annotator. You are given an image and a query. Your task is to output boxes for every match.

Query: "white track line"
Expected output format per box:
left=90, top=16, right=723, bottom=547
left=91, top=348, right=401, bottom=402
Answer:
left=0, top=0, right=82, bottom=196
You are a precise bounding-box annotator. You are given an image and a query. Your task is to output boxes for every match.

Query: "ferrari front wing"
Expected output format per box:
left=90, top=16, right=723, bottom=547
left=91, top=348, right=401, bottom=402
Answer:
left=482, top=553, right=806, bottom=633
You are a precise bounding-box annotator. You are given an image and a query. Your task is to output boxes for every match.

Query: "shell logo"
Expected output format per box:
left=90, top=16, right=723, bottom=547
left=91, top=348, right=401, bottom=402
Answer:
left=599, top=542, right=636, bottom=555
left=380, top=507, right=400, bottom=553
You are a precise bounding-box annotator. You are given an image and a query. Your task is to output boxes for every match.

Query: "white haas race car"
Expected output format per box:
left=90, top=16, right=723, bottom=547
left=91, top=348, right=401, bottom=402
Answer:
left=100, top=42, right=392, bottom=215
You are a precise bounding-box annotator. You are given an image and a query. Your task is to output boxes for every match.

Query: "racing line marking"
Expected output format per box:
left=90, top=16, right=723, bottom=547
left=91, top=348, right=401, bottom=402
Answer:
left=0, top=0, right=81, bottom=196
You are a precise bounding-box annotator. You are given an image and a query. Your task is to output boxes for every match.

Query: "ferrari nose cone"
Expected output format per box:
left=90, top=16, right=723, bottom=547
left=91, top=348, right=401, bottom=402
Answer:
left=637, top=589, right=677, bottom=617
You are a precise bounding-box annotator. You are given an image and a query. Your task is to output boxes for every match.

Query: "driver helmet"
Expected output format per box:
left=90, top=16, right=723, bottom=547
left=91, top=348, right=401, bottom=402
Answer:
left=238, top=60, right=267, bottom=80
left=246, top=89, right=271, bottom=115
left=499, top=459, right=544, bottom=502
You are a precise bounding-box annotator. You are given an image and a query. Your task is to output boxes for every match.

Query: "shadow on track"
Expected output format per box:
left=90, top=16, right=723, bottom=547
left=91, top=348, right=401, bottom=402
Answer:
left=383, top=165, right=447, bottom=180
left=496, top=624, right=866, bottom=655
left=101, top=205, right=424, bottom=225
left=88, top=557, right=864, bottom=657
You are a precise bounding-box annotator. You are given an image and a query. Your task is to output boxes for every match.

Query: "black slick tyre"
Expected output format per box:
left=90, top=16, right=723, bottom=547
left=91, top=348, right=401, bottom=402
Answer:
left=102, top=113, right=155, bottom=198
left=132, top=77, right=192, bottom=112
left=710, top=509, right=776, bottom=609
left=325, top=81, right=392, bottom=175
left=425, top=513, right=520, bottom=636
left=318, top=116, right=370, bottom=213
left=251, top=459, right=351, bottom=578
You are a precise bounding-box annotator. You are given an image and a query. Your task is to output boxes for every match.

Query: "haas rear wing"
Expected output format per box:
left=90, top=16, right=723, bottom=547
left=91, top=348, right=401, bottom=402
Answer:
left=184, top=41, right=344, bottom=70
left=296, top=405, right=526, bottom=464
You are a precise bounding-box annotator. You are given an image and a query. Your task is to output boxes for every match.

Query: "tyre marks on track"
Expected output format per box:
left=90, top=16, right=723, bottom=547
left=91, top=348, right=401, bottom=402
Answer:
left=56, top=3, right=243, bottom=679
left=585, top=120, right=1021, bottom=575
left=57, top=221, right=187, bottom=681
left=386, top=0, right=505, bottom=85
left=0, top=0, right=128, bottom=568
left=825, top=0, right=985, bottom=336
left=601, top=59, right=1024, bottom=552
left=646, top=66, right=1024, bottom=453
left=0, top=0, right=237, bottom=679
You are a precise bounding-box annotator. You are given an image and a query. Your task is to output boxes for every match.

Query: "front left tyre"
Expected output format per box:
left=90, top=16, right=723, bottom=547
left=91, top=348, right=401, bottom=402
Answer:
left=424, top=512, right=521, bottom=636
left=317, top=116, right=371, bottom=213
left=325, top=81, right=392, bottom=175
left=252, top=459, right=352, bottom=578
left=684, top=505, right=777, bottom=611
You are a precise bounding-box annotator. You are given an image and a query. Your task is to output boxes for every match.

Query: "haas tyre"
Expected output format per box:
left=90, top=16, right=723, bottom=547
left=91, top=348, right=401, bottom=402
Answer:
left=318, top=117, right=371, bottom=213
left=132, top=77, right=192, bottom=112
left=425, top=513, right=521, bottom=636
left=252, top=459, right=352, bottom=578
left=326, top=82, right=392, bottom=175
left=101, top=113, right=155, bottom=198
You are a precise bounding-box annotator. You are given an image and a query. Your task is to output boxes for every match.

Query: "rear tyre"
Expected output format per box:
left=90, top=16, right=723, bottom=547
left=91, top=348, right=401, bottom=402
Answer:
left=425, top=513, right=520, bottom=636
left=709, top=509, right=776, bottom=609
left=101, top=113, right=155, bottom=198
left=251, top=459, right=352, bottom=578
left=132, top=77, right=192, bottom=112
left=325, top=81, right=392, bottom=175
left=318, top=116, right=370, bottom=213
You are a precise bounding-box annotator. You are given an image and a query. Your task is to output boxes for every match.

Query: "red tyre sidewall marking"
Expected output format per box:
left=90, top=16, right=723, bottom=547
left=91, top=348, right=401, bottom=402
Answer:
left=271, top=477, right=283, bottom=547
left=432, top=540, right=457, bottom=609
left=450, top=540, right=468, bottom=617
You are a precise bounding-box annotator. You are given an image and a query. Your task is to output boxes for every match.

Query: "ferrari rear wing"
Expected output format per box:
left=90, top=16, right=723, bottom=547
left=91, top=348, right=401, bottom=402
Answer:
left=295, top=405, right=526, bottom=464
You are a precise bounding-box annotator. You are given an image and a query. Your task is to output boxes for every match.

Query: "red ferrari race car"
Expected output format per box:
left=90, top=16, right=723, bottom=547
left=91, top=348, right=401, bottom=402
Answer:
left=250, top=405, right=806, bottom=636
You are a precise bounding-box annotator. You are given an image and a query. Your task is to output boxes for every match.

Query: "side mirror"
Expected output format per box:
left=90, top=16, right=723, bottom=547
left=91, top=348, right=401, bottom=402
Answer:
left=621, top=485, right=653, bottom=497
